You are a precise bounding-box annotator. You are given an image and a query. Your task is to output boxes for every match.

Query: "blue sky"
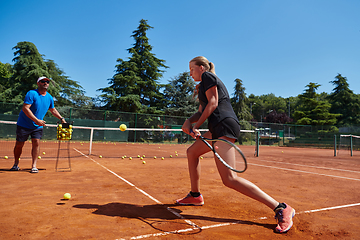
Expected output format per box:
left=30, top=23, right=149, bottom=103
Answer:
left=1, top=0, right=359, bottom=99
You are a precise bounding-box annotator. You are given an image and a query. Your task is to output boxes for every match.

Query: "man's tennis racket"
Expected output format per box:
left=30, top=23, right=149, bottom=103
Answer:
left=195, top=133, right=247, bottom=173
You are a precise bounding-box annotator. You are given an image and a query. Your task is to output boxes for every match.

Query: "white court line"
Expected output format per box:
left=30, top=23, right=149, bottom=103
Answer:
left=248, top=163, right=360, bottom=181
left=117, top=203, right=360, bottom=240
left=73, top=148, right=200, bottom=229
left=301, top=202, right=360, bottom=213
left=251, top=159, right=360, bottom=174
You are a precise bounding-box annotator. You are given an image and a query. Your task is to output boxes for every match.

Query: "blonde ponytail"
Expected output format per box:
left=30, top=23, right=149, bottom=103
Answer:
left=190, top=56, right=216, bottom=75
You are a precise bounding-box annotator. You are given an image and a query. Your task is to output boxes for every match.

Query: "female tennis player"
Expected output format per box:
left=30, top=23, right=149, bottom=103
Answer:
left=176, top=56, right=295, bottom=233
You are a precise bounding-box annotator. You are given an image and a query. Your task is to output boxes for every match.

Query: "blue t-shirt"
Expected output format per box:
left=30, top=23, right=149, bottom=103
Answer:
left=17, top=90, right=55, bottom=129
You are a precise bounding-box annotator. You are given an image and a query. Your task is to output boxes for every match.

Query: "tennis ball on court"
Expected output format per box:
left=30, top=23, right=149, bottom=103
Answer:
left=175, top=154, right=178, bottom=156
left=4, top=156, right=8, bottom=159
left=119, top=124, right=127, bottom=131
left=38, top=156, right=41, bottom=159
left=129, top=157, right=132, bottom=160
left=140, top=157, right=143, bottom=160
left=143, top=155, right=145, bottom=158
left=161, top=157, right=164, bottom=160
left=42, top=152, right=46, bottom=155
left=200, top=156, right=203, bottom=159
left=142, top=161, right=146, bottom=164
left=170, top=155, right=172, bottom=158
left=137, top=155, right=140, bottom=158
left=154, top=156, right=156, bottom=159
left=99, top=155, right=102, bottom=158
left=63, top=193, right=71, bottom=200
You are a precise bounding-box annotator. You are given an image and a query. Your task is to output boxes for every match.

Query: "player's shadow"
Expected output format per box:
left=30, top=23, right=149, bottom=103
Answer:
left=73, top=202, right=275, bottom=235
left=0, top=168, right=46, bottom=173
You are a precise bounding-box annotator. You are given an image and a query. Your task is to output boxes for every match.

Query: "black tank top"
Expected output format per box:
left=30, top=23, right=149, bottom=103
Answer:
left=198, top=72, right=239, bottom=130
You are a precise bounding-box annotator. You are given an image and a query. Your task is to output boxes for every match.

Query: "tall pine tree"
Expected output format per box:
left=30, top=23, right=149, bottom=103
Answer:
left=327, top=74, right=360, bottom=126
left=231, top=78, right=252, bottom=121
left=99, top=19, right=168, bottom=113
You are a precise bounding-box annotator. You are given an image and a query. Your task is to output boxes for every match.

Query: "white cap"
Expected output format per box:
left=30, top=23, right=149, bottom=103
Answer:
left=37, top=76, right=50, bottom=82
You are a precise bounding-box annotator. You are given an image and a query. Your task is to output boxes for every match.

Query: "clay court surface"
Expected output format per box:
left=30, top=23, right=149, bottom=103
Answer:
left=0, top=141, right=359, bottom=239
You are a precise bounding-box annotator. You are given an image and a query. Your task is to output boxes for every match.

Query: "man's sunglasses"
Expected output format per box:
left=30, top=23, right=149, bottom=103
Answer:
left=40, top=80, right=50, bottom=84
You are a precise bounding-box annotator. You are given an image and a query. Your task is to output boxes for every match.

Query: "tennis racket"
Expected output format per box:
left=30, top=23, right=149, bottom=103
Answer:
left=192, top=131, right=247, bottom=173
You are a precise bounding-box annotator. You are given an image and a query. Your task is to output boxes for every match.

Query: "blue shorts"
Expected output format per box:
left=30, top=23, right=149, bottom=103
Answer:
left=16, top=125, right=43, bottom=142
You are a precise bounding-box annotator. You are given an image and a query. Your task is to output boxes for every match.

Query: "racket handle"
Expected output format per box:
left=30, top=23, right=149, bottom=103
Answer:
left=190, top=129, right=200, bottom=137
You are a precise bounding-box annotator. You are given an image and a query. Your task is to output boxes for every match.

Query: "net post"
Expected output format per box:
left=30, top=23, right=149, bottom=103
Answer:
left=334, top=134, right=337, bottom=157
left=351, top=135, right=353, bottom=157
left=89, top=128, right=94, bottom=155
left=255, top=130, right=259, bottom=157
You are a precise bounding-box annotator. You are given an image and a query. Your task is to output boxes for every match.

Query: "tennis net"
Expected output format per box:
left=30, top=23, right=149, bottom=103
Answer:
left=338, top=134, right=360, bottom=156
left=0, top=120, right=257, bottom=159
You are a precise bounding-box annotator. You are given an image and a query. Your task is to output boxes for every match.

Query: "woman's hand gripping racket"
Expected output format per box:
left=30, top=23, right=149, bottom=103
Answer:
left=191, top=130, right=247, bottom=173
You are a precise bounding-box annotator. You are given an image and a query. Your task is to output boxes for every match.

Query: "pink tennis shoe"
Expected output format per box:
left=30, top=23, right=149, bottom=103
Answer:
left=175, top=192, right=204, bottom=206
left=274, top=203, right=295, bottom=233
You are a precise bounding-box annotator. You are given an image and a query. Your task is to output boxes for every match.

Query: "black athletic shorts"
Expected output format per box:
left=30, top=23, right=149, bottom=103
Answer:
left=16, top=125, right=43, bottom=142
left=209, top=117, right=241, bottom=140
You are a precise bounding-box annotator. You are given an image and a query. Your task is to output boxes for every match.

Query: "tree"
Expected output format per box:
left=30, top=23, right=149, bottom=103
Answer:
left=231, top=78, right=253, bottom=144
left=5, top=42, right=49, bottom=103
left=265, top=110, right=292, bottom=124
left=293, top=82, right=340, bottom=129
left=231, top=78, right=252, bottom=121
left=248, top=93, right=288, bottom=122
left=0, top=61, right=13, bottom=96
left=99, top=19, right=168, bottom=113
left=1, top=41, right=88, bottom=109
left=327, top=74, right=360, bottom=126
left=163, top=72, right=198, bottom=117
left=45, top=59, right=92, bottom=108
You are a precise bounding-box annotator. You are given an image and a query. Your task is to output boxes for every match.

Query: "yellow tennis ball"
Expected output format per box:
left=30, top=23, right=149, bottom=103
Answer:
left=38, top=156, right=41, bottom=159
left=142, top=161, right=146, bottom=164
left=154, top=156, right=156, bottom=159
left=42, top=152, right=46, bottom=155
left=4, top=156, right=8, bottom=159
left=119, top=124, right=127, bottom=131
left=99, top=155, right=102, bottom=158
left=63, top=193, right=71, bottom=200
left=161, top=157, right=164, bottom=160
left=129, top=157, right=132, bottom=160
